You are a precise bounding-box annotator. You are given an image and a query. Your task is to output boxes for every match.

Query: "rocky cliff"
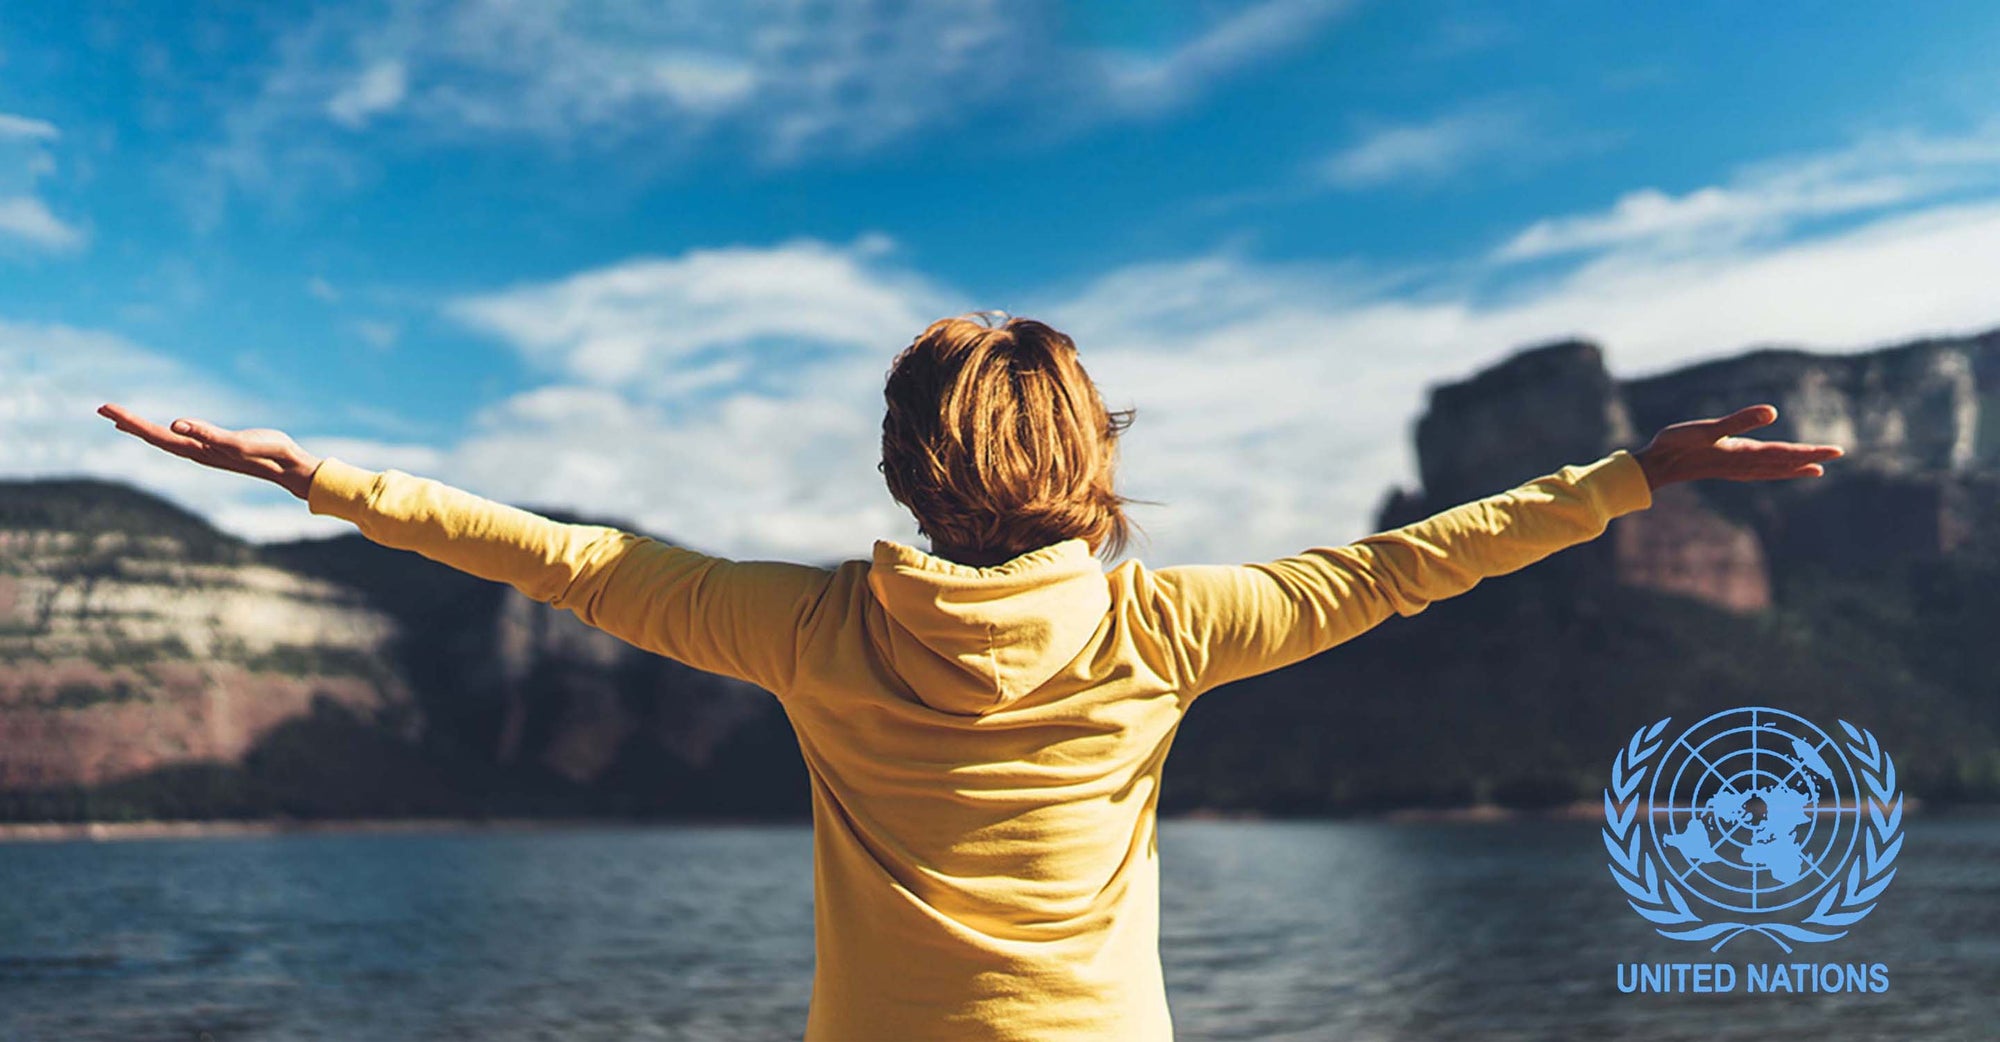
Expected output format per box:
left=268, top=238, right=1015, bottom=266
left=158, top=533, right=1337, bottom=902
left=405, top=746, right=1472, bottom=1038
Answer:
left=1161, top=325, right=2000, bottom=813
left=0, top=480, right=412, bottom=791
left=1376, top=328, right=2000, bottom=614
left=0, top=483, right=804, bottom=820
left=261, top=516, right=804, bottom=817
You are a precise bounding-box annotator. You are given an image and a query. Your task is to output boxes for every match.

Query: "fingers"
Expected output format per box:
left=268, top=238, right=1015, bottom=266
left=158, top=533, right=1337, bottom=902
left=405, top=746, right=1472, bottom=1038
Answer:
left=1724, top=456, right=1833, bottom=481
left=170, top=417, right=226, bottom=442
left=1735, top=463, right=1823, bottom=481
left=97, top=403, right=300, bottom=490
left=97, top=403, right=208, bottom=456
left=1720, top=438, right=1845, bottom=461
left=1706, top=403, right=1779, bottom=439
left=1704, top=433, right=1845, bottom=482
left=96, top=404, right=247, bottom=465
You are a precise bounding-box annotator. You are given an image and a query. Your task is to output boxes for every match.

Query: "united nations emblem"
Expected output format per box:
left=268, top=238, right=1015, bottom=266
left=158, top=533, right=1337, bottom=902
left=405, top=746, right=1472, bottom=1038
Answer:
left=1603, top=708, right=1904, bottom=952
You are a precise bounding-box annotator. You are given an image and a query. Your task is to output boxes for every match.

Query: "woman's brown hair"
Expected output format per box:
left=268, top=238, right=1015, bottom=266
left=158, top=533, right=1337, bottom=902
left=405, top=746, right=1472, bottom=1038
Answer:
left=880, top=313, right=1138, bottom=562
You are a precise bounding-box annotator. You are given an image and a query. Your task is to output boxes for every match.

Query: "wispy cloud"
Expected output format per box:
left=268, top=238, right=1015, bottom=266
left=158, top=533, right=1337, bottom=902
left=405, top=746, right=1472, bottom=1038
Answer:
left=1094, top=0, right=1354, bottom=115
left=1496, top=120, right=2000, bottom=260
left=194, top=0, right=1351, bottom=215
left=447, top=234, right=953, bottom=393
left=0, top=111, right=84, bottom=252
left=325, top=58, right=408, bottom=128
left=0, top=197, right=84, bottom=251
left=0, top=113, right=60, bottom=141
left=1317, top=100, right=1531, bottom=189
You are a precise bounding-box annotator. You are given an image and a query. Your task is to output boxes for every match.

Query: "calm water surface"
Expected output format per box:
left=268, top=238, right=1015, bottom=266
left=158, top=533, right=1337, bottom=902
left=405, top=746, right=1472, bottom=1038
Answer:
left=0, top=817, right=1994, bottom=1041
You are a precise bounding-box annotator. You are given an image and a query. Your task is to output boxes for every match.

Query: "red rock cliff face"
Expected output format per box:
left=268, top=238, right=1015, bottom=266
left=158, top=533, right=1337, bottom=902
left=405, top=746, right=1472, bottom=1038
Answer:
left=0, top=495, right=414, bottom=789
left=1610, top=485, right=1771, bottom=613
left=0, top=466, right=800, bottom=812
left=1377, top=328, right=2000, bottom=615
left=0, top=479, right=787, bottom=808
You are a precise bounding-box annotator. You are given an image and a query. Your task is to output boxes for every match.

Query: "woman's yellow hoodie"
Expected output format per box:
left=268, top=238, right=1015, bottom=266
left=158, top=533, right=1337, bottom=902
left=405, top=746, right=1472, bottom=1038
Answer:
left=306, top=447, right=1653, bottom=1040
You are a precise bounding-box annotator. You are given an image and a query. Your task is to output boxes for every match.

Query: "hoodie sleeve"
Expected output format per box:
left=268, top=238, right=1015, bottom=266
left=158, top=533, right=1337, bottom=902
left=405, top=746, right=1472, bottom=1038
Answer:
left=1154, top=449, right=1654, bottom=698
left=306, top=457, right=833, bottom=696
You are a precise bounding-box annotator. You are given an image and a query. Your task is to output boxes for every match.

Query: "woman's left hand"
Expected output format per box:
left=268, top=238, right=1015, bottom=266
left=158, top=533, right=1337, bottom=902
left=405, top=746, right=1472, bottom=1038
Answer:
left=1632, top=404, right=1844, bottom=490
left=97, top=403, right=324, bottom=501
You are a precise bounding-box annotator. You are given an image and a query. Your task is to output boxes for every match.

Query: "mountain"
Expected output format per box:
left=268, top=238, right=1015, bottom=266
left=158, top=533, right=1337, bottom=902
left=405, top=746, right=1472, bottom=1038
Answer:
left=1167, top=327, right=2000, bottom=812
left=0, top=486, right=804, bottom=821
left=3, top=326, right=1999, bottom=821
left=0, top=478, right=422, bottom=816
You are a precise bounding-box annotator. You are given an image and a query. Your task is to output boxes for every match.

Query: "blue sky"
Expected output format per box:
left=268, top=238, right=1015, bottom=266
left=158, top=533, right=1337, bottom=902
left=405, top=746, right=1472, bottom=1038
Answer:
left=8, top=1, right=2000, bottom=564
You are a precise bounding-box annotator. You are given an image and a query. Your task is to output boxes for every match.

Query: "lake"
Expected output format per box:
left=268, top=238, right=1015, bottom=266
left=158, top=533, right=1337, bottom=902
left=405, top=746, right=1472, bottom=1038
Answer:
left=0, top=817, right=1994, bottom=1040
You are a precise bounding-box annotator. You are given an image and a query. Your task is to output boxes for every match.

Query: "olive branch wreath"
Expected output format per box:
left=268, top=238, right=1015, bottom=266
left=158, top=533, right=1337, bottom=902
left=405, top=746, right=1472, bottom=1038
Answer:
left=1602, top=715, right=1903, bottom=954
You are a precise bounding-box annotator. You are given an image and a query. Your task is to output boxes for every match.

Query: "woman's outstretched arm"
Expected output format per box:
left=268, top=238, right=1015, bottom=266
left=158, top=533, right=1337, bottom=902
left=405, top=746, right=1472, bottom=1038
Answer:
left=96, top=404, right=832, bottom=696
left=1154, top=404, right=1843, bottom=699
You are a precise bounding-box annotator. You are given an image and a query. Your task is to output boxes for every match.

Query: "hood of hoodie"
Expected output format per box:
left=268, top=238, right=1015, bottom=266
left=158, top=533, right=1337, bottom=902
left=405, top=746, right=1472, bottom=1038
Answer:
left=866, top=537, right=1113, bottom=715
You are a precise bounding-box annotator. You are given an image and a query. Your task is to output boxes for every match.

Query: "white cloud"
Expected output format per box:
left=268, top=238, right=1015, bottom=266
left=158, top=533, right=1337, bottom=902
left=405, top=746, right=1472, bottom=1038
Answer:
left=1028, top=200, right=2000, bottom=564
left=447, top=236, right=956, bottom=391
left=1481, top=199, right=2000, bottom=374
left=446, top=382, right=912, bottom=559
left=0, top=196, right=84, bottom=250
left=0, top=111, right=83, bottom=253
left=415, top=192, right=2000, bottom=566
left=1319, top=100, right=1530, bottom=189
left=0, top=113, right=59, bottom=141
left=307, top=435, right=448, bottom=476
left=1095, top=0, right=1353, bottom=115
left=326, top=58, right=409, bottom=128
left=14, top=188, right=2000, bottom=566
left=1497, top=121, right=2000, bottom=260
left=433, top=236, right=964, bottom=558
left=0, top=320, right=348, bottom=542
left=0, top=238, right=954, bottom=562
left=641, top=52, right=758, bottom=114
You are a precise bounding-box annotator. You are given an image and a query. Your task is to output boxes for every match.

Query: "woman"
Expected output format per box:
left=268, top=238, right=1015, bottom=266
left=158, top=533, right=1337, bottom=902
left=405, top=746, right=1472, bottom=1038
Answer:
left=99, top=314, right=1841, bottom=1040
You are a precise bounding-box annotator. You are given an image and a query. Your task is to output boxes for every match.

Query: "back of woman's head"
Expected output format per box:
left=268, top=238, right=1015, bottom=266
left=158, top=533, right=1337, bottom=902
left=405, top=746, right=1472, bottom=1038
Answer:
left=880, top=313, right=1137, bottom=561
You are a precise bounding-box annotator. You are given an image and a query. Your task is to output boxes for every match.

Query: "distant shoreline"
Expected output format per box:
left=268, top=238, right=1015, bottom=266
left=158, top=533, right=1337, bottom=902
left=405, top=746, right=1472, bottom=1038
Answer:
left=3, top=799, right=1991, bottom=843
left=0, top=817, right=622, bottom=844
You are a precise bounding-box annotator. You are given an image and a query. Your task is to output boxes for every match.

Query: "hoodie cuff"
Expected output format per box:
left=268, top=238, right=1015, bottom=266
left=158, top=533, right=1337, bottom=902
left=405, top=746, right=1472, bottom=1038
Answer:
left=1582, top=448, right=1654, bottom=517
left=306, top=457, right=384, bottom=522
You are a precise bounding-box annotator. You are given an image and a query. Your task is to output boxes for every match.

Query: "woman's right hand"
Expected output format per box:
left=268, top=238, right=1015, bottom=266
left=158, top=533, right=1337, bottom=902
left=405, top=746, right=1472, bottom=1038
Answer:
left=1632, top=404, right=1845, bottom=490
left=97, top=403, right=325, bottom=501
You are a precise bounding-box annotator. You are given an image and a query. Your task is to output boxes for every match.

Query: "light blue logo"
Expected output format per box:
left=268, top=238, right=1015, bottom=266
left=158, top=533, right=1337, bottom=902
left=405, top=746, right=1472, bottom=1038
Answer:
left=1604, top=708, right=1903, bottom=953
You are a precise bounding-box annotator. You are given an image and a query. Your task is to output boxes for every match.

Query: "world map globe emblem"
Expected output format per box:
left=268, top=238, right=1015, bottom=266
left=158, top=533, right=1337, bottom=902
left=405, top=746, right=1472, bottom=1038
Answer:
left=1603, top=707, right=1904, bottom=952
left=1647, top=708, right=1854, bottom=914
